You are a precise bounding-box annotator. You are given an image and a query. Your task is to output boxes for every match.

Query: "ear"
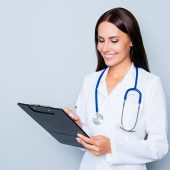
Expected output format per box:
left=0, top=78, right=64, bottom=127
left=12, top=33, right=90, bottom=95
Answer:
left=130, top=42, right=133, bottom=47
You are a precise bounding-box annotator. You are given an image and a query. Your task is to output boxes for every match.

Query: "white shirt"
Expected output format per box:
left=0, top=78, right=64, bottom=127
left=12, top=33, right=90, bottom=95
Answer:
left=76, top=63, right=168, bottom=170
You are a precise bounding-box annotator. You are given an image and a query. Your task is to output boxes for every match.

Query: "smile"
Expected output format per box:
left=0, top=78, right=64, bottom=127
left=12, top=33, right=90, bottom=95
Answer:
left=104, top=54, right=117, bottom=60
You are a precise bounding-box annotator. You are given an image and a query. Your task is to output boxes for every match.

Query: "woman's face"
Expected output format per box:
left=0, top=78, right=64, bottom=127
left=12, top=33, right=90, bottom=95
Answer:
left=97, top=21, right=132, bottom=67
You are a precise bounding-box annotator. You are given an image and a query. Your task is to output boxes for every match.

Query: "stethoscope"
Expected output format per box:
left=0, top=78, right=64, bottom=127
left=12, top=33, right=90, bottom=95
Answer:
left=93, top=66, right=142, bottom=132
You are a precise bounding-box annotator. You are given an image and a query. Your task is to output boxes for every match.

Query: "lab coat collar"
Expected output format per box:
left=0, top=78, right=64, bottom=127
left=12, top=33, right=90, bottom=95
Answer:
left=97, top=63, right=136, bottom=97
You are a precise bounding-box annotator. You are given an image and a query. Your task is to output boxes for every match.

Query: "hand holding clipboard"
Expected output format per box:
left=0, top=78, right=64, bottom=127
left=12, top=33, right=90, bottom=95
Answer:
left=63, top=107, right=82, bottom=128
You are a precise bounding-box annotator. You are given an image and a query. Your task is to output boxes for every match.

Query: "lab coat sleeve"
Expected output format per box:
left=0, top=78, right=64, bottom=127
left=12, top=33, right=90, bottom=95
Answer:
left=75, top=77, right=91, bottom=151
left=106, top=76, right=169, bottom=165
left=75, top=77, right=91, bottom=136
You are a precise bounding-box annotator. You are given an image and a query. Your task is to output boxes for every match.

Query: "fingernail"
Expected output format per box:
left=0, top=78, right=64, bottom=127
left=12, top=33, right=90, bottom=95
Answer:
left=77, top=134, right=81, bottom=137
left=69, top=114, right=74, bottom=118
left=76, top=138, right=80, bottom=142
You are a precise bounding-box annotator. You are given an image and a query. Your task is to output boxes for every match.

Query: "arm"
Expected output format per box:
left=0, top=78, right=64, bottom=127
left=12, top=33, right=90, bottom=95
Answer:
left=105, top=76, right=168, bottom=165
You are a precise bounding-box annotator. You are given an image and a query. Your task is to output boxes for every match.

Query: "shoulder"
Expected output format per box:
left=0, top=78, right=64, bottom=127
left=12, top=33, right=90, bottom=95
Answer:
left=80, top=69, right=105, bottom=94
left=138, top=67, right=163, bottom=92
left=139, top=67, right=161, bottom=84
left=83, top=69, right=105, bottom=84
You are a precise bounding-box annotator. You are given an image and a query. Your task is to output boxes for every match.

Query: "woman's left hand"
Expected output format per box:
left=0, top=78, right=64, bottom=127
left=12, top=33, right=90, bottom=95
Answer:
left=77, top=134, right=111, bottom=156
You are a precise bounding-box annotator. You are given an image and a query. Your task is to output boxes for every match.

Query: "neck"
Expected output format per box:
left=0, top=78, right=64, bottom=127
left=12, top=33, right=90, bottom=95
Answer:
left=108, top=59, right=132, bottom=79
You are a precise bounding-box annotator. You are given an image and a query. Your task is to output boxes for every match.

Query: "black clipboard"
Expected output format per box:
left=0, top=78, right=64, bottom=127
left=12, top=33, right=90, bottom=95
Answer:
left=18, top=103, right=89, bottom=148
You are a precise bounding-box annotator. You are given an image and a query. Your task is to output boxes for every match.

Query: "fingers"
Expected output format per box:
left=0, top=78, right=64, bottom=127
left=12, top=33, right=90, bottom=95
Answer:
left=76, top=135, right=98, bottom=152
left=76, top=134, right=111, bottom=156
left=63, top=107, right=79, bottom=120
left=77, top=134, right=93, bottom=144
left=63, top=107, right=72, bottom=114
left=63, top=107, right=74, bottom=118
left=77, top=134, right=100, bottom=152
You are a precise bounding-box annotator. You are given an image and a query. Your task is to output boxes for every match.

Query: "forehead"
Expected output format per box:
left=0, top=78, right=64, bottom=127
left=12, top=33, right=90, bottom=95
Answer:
left=98, top=21, right=126, bottom=38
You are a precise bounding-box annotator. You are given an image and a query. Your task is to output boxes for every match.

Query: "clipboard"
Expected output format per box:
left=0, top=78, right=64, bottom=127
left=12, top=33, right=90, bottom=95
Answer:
left=18, top=103, right=89, bottom=148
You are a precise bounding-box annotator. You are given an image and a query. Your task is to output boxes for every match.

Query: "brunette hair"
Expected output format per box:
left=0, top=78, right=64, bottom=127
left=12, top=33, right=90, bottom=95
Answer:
left=95, top=7, right=150, bottom=72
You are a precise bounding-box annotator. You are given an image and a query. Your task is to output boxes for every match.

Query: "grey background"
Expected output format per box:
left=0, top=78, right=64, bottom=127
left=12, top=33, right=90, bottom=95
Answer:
left=0, top=0, right=169, bottom=170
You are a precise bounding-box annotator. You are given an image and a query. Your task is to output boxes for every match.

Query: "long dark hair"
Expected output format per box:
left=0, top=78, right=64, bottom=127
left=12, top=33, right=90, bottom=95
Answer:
left=95, top=7, right=150, bottom=72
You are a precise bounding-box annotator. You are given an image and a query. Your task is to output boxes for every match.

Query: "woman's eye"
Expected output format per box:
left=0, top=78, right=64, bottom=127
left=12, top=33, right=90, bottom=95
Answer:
left=111, top=40, right=119, bottom=43
left=97, top=38, right=119, bottom=43
left=98, top=39, right=104, bottom=43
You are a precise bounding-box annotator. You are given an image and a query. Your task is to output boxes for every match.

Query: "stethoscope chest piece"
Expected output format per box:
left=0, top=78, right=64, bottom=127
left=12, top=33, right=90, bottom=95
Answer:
left=93, top=113, right=103, bottom=125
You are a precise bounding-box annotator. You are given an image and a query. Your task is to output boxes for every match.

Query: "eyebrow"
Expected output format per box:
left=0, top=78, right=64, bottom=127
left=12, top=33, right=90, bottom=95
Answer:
left=97, top=35, right=120, bottom=39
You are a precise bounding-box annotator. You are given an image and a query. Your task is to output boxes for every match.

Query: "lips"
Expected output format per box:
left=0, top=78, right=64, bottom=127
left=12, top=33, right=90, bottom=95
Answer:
left=103, top=53, right=117, bottom=60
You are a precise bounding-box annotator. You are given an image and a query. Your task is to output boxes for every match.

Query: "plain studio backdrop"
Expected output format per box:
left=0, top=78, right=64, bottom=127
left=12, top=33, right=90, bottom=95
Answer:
left=0, top=0, right=169, bottom=170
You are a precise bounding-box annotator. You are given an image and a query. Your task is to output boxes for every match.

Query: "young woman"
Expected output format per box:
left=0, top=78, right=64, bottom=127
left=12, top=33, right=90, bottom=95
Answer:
left=64, top=7, right=168, bottom=170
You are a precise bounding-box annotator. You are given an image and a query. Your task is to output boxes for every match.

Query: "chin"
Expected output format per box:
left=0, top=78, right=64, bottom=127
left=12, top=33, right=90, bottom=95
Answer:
left=104, top=57, right=130, bottom=68
left=104, top=60, right=118, bottom=67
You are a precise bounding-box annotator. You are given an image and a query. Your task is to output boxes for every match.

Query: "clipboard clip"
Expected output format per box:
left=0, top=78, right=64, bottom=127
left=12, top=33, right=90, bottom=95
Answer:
left=28, top=104, right=55, bottom=115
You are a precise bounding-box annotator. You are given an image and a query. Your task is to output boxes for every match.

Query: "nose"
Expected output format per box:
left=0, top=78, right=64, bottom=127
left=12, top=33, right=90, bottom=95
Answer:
left=101, top=41, right=111, bottom=52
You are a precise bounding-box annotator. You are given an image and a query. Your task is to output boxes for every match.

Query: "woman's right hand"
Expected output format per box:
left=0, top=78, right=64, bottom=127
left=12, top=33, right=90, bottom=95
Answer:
left=63, top=107, right=82, bottom=128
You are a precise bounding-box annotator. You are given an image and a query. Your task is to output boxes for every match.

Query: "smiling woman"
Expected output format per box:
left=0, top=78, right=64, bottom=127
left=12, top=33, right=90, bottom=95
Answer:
left=97, top=21, right=133, bottom=93
left=97, top=22, right=132, bottom=69
left=64, top=7, right=168, bottom=170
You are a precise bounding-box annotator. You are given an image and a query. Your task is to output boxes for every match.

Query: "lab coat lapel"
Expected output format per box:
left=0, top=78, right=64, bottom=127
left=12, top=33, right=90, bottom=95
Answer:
left=97, top=63, right=136, bottom=98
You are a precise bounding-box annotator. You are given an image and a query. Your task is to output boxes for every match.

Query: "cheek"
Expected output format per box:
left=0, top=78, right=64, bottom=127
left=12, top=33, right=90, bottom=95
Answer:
left=117, top=42, right=131, bottom=53
left=97, top=43, right=102, bottom=52
left=112, top=44, right=120, bottom=51
left=123, top=44, right=131, bottom=54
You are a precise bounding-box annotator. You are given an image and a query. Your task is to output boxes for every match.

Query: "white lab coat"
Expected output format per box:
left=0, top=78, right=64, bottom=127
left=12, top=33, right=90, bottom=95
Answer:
left=75, top=63, right=168, bottom=170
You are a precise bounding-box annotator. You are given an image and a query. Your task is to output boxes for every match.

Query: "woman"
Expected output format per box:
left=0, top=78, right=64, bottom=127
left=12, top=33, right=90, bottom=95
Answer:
left=64, top=7, right=168, bottom=170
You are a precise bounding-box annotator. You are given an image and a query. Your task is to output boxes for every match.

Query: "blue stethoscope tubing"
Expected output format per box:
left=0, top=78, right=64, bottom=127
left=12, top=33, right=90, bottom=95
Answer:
left=94, top=66, right=142, bottom=132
